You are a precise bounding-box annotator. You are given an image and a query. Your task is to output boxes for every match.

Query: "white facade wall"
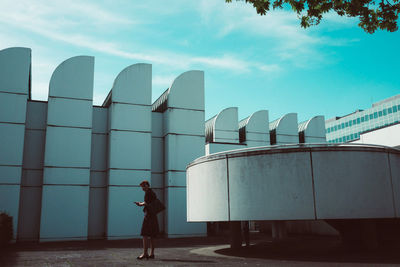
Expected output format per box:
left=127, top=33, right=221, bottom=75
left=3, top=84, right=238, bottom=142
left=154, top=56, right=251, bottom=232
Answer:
left=212, top=107, right=239, bottom=143
left=239, top=110, right=270, bottom=147
left=187, top=145, right=400, bottom=222
left=0, top=48, right=31, bottom=239
left=1, top=46, right=329, bottom=242
left=269, top=113, right=299, bottom=145
left=162, top=71, right=206, bottom=237
left=205, top=107, right=246, bottom=155
left=106, top=64, right=152, bottom=240
left=40, top=56, right=94, bottom=241
left=299, top=115, right=327, bottom=144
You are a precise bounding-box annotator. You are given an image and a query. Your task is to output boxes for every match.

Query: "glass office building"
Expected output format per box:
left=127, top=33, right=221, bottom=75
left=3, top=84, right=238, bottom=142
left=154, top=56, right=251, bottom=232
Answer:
left=325, top=94, right=400, bottom=143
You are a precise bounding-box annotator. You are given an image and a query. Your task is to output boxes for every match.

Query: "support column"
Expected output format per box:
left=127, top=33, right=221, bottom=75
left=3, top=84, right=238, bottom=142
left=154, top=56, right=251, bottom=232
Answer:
left=272, top=221, right=287, bottom=241
left=0, top=47, right=31, bottom=239
left=40, top=56, right=94, bottom=241
left=230, top=221, right=242, bottom=249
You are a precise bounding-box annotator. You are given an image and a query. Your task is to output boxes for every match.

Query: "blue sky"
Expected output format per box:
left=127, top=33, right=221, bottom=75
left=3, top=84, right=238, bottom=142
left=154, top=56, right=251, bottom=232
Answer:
left=1, top=0, right=399, bottom=122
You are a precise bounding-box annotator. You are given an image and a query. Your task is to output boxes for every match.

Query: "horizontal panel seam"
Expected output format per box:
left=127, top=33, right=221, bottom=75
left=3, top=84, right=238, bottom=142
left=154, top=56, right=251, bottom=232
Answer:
left=49, top=95, right=92, bottom=101
left=0, top=90, right=28, bottom=96
left=47, top=124, right=92, bottom=130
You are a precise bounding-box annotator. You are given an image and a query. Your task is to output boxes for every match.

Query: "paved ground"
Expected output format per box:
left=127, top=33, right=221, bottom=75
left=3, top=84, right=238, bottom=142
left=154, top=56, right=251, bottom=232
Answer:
left=1, top=234, right=400, bottom=266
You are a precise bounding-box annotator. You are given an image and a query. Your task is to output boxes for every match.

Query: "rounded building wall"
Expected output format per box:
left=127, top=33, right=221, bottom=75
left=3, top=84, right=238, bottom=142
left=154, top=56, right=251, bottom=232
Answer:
left=187, top=144, right=400, bottom=222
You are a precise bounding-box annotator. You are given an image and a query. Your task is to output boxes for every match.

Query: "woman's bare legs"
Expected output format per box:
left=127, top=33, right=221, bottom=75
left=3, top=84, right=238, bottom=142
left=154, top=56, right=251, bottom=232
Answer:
left=149, top=237, right=155, bottom=256
left=139, top=236, right=149, bottom=258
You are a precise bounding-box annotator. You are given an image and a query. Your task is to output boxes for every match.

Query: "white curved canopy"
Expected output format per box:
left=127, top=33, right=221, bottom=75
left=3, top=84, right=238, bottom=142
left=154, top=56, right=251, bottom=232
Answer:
left=206, top=107, right=239, bottom=143
left=49, top=56, right=94, bottom=100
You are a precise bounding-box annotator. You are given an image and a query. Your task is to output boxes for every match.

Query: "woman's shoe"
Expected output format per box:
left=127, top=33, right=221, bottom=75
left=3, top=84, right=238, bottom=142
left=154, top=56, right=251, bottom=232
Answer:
left=137, top=254, right=148, bottom=260
left=148, top=254, right=155, bottom=259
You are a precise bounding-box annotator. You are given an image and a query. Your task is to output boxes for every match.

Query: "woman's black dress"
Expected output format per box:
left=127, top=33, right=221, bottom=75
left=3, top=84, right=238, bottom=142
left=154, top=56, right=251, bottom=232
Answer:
left=140, top=188, right=159, bottom=237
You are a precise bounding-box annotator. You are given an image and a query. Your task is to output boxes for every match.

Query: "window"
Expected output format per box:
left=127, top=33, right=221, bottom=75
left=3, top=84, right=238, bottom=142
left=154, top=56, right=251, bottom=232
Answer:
left=389, top=107, right=393, bottom=114
left=394, top=105, right=398, bottom=112
left=341, top=123, right=345, bottom=128
left=345, top=122, right=349, bottom=127
left=357, top=118, right=360, bottom=124
left=361, top=117, right=364, bottom=122
left=338, top=124, right=341, bottom=130
left=334, top=125, right=337, bottom=131
left=378, top=111, right=382, bottom=117
left=383, top=109, right=387, bottom=115
left=374, top=112, right=378, bottom=118
left=350, top=134, right=354, bottom=140
left=365, top=115, right=369, bottom=121
left=349, top=120, right=352, bottom=126
left=370, top=114, right=374, bottom=120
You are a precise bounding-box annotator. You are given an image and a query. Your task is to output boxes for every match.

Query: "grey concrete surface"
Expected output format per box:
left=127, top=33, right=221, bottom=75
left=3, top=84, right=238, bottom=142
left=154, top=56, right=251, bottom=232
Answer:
left=1, top=234, right=400, bottom=266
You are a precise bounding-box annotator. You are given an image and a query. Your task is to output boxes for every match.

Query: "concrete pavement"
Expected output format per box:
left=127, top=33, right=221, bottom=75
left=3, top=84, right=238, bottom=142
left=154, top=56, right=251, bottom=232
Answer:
left=1, top=234, right=400, bottom=266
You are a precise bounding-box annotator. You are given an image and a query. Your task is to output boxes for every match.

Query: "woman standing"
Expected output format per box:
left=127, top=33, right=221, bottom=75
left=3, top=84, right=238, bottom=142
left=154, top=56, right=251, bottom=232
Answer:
left=134, top=180, right=159, bottom=260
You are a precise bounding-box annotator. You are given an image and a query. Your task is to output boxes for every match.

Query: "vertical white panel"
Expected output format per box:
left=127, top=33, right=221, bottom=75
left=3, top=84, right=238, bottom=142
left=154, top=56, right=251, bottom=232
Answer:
left=163, top=70, right=206, bottom=237
left=107, top=64, right=152, bottom=239
left=40, top=56, right=94, bottom=241
left=228, top=152, right=315, bottom=220
left=186, top=159, right=229, bottom=222
left=0, top=47, right=31, bottom=239
left=312, top=150, right=395, bottom=219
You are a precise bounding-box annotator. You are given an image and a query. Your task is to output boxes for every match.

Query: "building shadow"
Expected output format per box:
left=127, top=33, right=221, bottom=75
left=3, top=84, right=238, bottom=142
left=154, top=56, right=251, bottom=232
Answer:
left=215, top=235, right=400, bottom=264
left=2, top=235, right=229, bottom=252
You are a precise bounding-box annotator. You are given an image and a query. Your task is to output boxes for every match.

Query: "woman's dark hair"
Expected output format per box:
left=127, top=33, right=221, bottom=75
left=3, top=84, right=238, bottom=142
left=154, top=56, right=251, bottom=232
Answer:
left=140, top=180, right=150, bottom=187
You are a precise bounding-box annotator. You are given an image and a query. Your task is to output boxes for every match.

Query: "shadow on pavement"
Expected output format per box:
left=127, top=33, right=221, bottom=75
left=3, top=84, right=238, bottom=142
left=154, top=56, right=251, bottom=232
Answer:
left=160, top=259, right=216, bottom=263
left=0, top=236, right=229, bottom=252
left=0, top=248, right=17, bottom=267
left=215, top=236, right=400, bottom=264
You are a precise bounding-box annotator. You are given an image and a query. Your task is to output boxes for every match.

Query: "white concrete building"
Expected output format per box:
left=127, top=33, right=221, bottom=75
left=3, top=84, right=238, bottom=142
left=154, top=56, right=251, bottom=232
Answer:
left=352, top=123, right=400, bottom=148
left=0, top=47, right=328, bottom=242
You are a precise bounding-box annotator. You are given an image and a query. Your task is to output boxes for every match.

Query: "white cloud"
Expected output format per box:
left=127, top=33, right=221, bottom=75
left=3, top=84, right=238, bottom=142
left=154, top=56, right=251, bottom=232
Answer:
left=257, top=64, right=282, bottom=73
left=0, top=0, right=287, bottom=102
left=1, top=0, right=136, bottom=29
left=153, top=74, right=177, bottom=87
left=0, top=1, right=275, bottom=74
left=194, top=0, right=360, bottom=68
